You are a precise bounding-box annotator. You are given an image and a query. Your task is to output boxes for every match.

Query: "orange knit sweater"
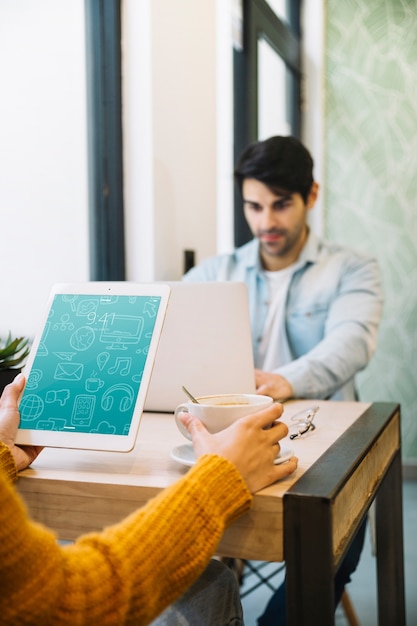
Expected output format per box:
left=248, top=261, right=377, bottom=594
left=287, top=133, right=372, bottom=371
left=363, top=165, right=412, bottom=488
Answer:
left=0, top=441, right=252, bottom=625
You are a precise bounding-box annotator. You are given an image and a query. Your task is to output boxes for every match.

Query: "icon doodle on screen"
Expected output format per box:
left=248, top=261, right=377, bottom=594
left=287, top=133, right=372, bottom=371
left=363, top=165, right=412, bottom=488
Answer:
left=45, top=389, right=71, bottom=406
left=101, top=384, right=135, bottom=412
left=53, top=313, right=75, bottom=332
left=70, top=326, right=95, bottom=351
left=92, top=421, right=117, bottom=434
left=53, top=352, right=76, bottom=361
left=26, top=369, right=43, bottom=390
left=100, top=314, right=144, bottom=350
left=54, top=362, right=84, bottom=381
left=20, top=394, right=44, bottom=421
left=62, top=295, right=78, bottom=311
left=135, top=332, right=152, bottom=355
left=100, top=296, right=119, bottom=304
left=108, top=357, right=131, bottom=376
left=97, top=351, right=110, bottom=371
left=76, top=299, right=98, bottom=316
left=144, top=301, right=158, bottom=318
left=71, top=395, right=96, bottom=427
left=85, top=376, right=104, bottom=393
left=37, top=321, right=51, bottom=356
left=36, top=418, right=68, bottom=431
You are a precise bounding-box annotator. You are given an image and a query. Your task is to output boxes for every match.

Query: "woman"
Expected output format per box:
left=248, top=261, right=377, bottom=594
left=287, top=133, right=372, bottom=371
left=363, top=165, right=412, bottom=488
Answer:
left=0, top=374, right=297, bottom=625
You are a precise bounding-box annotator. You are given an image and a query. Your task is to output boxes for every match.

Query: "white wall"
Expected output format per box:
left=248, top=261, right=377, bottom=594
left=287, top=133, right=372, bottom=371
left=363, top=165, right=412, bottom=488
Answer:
left=0, top=0, right=89, bottom=339
left=301, top=0, right=325, bottom=235
left=123, top=0, right=235, bottom=283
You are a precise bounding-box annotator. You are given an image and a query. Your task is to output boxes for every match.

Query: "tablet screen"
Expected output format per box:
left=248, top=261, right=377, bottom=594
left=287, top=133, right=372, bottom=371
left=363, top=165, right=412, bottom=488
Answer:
left=17, top=283, right=170, bottom=451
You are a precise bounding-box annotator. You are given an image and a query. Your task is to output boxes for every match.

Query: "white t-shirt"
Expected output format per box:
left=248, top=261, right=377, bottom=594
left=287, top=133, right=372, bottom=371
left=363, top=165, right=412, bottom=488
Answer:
left=256, top=265, right=294, bottom=371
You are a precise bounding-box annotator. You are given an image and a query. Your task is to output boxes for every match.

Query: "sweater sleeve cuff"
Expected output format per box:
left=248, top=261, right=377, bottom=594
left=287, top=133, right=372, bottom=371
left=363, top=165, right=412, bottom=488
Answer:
left=187, top=454, right=253, bottom=524
left=0, top=441, right=18, bottom=483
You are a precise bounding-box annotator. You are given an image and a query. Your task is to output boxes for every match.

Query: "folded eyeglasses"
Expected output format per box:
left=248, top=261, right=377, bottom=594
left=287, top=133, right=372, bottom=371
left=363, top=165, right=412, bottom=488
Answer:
left=289, top=405, right=320, bottom=440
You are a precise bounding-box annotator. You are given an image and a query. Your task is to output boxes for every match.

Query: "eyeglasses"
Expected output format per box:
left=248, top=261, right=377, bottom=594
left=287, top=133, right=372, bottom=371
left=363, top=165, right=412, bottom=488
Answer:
left=288, top=405, right=319, bottom=440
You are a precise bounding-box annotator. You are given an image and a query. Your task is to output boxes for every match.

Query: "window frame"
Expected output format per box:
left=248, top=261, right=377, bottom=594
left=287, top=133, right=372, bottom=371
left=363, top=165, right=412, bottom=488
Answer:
left=233, top=0, right=302, bottom=247
left=85, top=0, right=125, bottom=280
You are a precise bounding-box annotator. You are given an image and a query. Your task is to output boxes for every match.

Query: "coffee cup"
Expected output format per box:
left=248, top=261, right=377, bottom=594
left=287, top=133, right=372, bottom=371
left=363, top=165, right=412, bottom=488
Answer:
left=174, top=393, right=273, bottom=440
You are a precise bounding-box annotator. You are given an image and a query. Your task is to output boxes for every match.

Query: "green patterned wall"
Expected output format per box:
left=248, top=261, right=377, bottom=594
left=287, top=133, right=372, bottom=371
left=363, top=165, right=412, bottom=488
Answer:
left=324, top=0, right=417, bottom=460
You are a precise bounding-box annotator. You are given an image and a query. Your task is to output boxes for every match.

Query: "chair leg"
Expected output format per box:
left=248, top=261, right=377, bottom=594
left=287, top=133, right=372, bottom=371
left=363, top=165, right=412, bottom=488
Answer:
left=341, top=589, right=361, bottom=626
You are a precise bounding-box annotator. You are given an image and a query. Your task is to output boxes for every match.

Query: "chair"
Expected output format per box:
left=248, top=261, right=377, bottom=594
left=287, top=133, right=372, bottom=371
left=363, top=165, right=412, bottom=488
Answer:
left=223, top=558, right=361, bottom=626
left=340, top=589, right=361, bottom=626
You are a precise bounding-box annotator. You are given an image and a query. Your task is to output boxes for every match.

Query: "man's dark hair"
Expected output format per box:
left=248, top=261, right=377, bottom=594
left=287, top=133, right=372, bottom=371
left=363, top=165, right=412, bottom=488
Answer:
left=234, top=135, right=314, bottom=203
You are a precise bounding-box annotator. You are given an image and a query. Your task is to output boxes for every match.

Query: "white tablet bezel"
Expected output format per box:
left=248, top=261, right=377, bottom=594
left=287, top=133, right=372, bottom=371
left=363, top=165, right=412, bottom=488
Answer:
left=16, top=282, right=170, bottom=451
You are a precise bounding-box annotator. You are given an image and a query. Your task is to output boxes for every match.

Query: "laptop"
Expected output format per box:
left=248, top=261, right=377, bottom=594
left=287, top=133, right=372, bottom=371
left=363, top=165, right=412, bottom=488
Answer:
left=144, top=282, right=256, bottom=413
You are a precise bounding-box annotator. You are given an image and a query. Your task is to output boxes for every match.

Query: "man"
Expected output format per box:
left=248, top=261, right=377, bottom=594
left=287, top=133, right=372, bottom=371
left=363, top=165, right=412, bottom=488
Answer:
left=183, top=135, right=383, bottom=624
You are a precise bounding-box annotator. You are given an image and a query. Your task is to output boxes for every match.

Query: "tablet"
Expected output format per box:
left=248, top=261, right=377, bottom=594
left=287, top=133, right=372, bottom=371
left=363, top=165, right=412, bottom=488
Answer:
left=16, top=282, right=170, bottom=451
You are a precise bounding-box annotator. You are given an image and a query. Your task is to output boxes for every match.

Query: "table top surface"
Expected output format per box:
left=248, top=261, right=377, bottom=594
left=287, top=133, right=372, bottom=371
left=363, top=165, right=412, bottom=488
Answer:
left=20, top=399, right=371, bottom=496
left=19, top=399, right=403, bottom=561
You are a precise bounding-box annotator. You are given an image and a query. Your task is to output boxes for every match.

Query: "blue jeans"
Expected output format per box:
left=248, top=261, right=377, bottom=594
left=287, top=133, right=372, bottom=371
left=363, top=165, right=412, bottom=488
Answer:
left=151, top=559, right=244, bottom=626
left=257, top=519, right=367, bottom=625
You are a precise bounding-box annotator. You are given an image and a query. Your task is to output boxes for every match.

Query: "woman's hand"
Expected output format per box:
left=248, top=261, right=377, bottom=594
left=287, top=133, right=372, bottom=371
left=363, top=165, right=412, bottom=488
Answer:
left=0, top=374, right=43, bottom=471
left=179, top=402, right=298, bottom=493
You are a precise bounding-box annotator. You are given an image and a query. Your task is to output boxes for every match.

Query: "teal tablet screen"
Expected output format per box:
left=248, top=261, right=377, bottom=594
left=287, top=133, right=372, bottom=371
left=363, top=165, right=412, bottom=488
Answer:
left=19, top=293, right=162, bottom=436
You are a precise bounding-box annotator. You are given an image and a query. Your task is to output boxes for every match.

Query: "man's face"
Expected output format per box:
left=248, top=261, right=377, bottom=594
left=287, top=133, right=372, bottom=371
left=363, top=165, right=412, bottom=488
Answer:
left=242, top=178, right=318, bottom=271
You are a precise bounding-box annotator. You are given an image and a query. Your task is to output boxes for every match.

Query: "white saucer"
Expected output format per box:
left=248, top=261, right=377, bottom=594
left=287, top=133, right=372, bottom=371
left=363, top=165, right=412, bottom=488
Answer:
left=170, top=443, right=294, bottom=468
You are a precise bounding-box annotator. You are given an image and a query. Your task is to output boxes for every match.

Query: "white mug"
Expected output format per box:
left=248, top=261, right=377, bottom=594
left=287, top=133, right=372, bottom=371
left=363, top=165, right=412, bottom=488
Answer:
left=174, top=393, right=273, bottom=440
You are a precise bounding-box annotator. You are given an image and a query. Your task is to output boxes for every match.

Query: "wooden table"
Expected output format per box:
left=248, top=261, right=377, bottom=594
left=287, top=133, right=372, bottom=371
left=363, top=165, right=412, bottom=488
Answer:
left=16, top=400, right=405, bottom=626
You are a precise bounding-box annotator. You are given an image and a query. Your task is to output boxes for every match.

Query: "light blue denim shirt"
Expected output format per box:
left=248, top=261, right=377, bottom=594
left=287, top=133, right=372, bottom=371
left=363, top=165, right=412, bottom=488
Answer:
left=183, top=232, right=383, bottom=401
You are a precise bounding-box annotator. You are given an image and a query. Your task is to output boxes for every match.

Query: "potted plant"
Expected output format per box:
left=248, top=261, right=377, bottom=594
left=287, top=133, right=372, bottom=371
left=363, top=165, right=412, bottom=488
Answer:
left=0, top=333, right=30, bottom=392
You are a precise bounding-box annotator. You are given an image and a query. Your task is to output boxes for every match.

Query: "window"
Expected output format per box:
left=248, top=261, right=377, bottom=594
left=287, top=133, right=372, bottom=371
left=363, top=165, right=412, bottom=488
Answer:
left=85, top=0, right=125, bottom=280
left=233, top=0, right=302, bottom=246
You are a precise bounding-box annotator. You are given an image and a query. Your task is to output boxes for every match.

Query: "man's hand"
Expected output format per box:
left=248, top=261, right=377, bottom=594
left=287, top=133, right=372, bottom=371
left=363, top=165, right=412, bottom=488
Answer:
left=255, top=369, right=293, bottom=402
left=0, top=374, right=43, bottom=471
left=179, top=402, right=298, bottom=493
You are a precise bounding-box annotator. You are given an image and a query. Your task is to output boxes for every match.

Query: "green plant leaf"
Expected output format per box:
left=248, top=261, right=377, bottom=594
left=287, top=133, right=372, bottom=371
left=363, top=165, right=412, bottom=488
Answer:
left=0, top=334, right=30, bottom=370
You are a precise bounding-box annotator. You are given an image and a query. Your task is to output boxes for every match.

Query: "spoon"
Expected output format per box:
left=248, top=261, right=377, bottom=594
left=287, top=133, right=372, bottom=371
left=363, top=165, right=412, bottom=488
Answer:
left=182, top=385, right=200, bottom=403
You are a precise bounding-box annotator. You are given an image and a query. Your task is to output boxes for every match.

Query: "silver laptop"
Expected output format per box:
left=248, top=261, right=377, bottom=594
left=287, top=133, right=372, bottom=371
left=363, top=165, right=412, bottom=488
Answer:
left=145, top=282, right=256, bottom=413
